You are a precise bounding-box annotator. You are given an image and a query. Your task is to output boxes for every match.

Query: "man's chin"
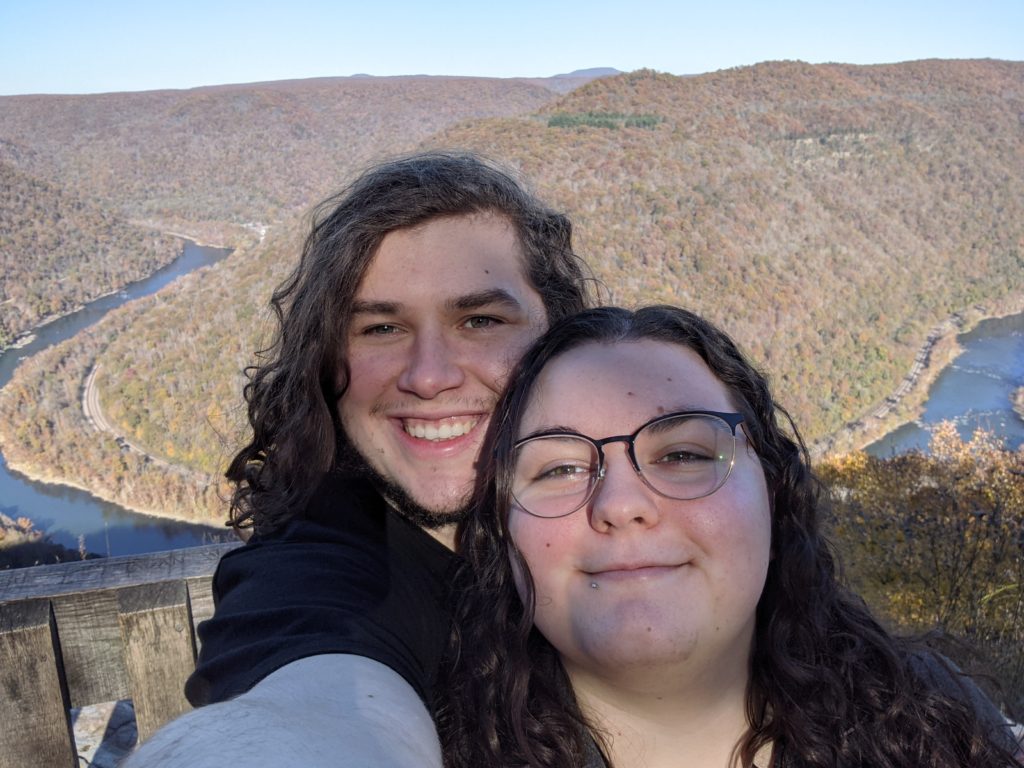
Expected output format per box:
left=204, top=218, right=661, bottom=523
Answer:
left=373, top=470, right=470, bottom=530
left=383, top=494, right=469, bottom=530
left=335, top=440, right=471, bottom=529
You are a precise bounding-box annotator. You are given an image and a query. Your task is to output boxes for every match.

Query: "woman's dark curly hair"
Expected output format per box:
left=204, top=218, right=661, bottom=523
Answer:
left=225, top=151, right=594, bottom=533
left=440, top=306, right=1020, bottom=767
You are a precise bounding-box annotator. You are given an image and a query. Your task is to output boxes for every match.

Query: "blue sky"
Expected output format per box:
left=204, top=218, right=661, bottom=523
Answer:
left=1, top=0, right=1021, bottom=95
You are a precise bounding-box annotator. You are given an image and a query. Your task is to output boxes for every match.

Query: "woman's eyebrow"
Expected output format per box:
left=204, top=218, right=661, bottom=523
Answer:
left=518, top=425, right=587, bottom=441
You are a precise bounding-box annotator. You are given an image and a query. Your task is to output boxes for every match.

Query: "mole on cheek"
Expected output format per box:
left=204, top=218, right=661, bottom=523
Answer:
left=545, top=542, right=551, bottom=548
left=626, top=391, right=634, bottom=397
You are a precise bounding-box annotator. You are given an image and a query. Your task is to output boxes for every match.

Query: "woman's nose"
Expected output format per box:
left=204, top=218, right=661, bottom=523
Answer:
left=587, top=446, right=662, bottom=533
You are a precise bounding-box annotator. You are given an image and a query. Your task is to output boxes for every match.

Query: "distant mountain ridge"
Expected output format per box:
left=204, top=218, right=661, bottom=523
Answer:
left=0, top=75, right=564, bottom=228
left=0, top=59, right=1021, bottom=524
left=553, top=67, right=622, bottom=78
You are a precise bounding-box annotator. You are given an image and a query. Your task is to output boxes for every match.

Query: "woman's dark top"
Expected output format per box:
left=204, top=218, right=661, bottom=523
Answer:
left=580, top=652, right=1017, bottom=767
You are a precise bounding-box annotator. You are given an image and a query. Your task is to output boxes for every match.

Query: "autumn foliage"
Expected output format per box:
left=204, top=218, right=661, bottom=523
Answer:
left=0, top=64, right=1021, bottom=710
left=821, top=424, right=1024, bottom=715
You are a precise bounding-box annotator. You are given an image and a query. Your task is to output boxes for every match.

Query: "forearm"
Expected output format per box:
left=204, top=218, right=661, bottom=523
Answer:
left=124, top=655, right=442, bottom=767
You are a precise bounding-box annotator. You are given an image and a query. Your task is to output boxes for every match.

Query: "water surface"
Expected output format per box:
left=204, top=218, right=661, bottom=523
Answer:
left=867, top=312, right=1024, bottom=456
left=0, top=242, right=235, bottom=557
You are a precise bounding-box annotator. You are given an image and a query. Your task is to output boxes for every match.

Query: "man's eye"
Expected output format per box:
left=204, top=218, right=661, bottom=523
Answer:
left=464, top=316, right=501, bottom=330
left=363, top=324, right=399, bottom=335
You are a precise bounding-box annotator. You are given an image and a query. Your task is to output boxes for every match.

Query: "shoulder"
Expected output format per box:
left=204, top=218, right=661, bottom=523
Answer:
left=128, top=656, right=443, bottom=767
left=187, top=474, right=457, bottom=707
left=908, top=650, right=1020, bottom=753
left=907, top=651, right=997, bottom=714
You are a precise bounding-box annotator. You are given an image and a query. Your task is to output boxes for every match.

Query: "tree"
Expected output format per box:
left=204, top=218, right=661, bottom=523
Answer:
left=820, top=424, right=1024, bottom=717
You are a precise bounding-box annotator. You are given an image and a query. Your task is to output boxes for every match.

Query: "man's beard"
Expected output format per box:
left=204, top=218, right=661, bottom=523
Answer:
left=335, top=433, right=471, bottom=530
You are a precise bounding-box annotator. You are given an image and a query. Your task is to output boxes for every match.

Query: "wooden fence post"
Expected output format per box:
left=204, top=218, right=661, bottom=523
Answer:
left=0, top=598, right=76, bottom=768
left=118, top=580, right=196, bottom=744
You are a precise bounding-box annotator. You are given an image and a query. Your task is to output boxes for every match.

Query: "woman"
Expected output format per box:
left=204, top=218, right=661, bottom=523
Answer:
left=441, top=306, right=1020, bottom=768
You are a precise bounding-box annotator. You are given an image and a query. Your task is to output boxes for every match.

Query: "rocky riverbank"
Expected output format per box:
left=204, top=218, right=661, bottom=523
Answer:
left=813, top=295, right=1024, bottom=458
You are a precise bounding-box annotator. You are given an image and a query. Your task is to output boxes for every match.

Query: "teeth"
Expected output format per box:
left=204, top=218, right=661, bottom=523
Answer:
left=404, top=417, right=477, bottom=442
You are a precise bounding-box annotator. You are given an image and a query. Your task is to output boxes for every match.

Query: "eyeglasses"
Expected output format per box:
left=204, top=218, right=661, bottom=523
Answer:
left=511, top=410, right=745, bottom=519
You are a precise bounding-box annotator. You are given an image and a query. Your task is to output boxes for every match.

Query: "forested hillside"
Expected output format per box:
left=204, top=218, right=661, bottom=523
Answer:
left=434, top=61, right=1024, bottom=440
left=0, top=161, right=179, bottom=346
left=0, top=76, right=563, bottom=228
left=0, top=74, right=569, bottom=348
left=0, top=60, right=1022, bottom=524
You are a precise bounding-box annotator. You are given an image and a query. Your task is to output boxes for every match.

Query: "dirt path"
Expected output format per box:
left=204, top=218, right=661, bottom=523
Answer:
left=81, top=363, right=200, bottom=479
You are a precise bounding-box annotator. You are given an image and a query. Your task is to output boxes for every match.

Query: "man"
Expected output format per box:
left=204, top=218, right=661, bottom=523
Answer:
left=126, top=151, right=592, bottom=765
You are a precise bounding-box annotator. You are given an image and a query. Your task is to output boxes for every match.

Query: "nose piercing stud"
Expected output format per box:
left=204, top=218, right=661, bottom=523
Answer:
left=590, top=581, right=599, bottom=589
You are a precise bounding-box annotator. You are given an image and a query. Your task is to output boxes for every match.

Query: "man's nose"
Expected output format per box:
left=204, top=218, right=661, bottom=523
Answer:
left=397, top=330, right=465, bottom=398
left=587, top=446, right=662, bottom=533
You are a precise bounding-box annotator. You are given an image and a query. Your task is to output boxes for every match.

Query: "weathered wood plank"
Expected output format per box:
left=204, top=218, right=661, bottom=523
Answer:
left=0, top=542, right=238, bottom=603
left=0, top=599, right=76, bottom=768
left=0, top=544, right=239, bottom=753
left=52, top=589, right=129, bottom=706
left=118, top=581, right=196, bottom=743
left=186, top=575, right=217, bottom=656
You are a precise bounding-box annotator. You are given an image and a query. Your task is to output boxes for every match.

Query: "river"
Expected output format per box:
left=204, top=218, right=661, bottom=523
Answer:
left=0, top=242, right=236, bottom=558
left=867, top=311, right=1024, bottom=456
left=3, top=254, right=1022, bottom=556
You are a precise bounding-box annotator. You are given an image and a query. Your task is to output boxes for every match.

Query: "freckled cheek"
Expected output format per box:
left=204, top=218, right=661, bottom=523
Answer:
left=696, top=481, right=771, bottom=562
left=491, top=330, right=545, bottom=385
left=509, top=519, right=573, bottom=595
left=717, top=493, right=773, bottom=586
left=354, top=355, right=406, bottom=402
left=478, top=351, right=524, bottom=393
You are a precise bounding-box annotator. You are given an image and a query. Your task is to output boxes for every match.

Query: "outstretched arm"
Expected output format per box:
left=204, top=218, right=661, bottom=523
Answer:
left=124, top=655, right=442, bottom=767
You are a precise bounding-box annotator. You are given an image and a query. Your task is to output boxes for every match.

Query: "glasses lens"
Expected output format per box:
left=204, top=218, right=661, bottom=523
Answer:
left=512, top=435, right=600, bottom=518
left=634, top=414, right=736, bottom=500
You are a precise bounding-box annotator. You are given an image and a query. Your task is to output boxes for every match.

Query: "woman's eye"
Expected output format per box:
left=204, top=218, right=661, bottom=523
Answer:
left=656, top=448, right=711, bottom=464
left=363, top=324, right=399, bottom=336
left=536, top=463, right=591, bottom=482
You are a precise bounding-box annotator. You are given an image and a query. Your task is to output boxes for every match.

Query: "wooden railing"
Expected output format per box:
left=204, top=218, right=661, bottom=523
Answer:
left=0, top=543, right=239, bottom=768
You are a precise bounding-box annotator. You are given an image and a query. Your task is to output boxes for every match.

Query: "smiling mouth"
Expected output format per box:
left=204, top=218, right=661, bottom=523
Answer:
left=586, top=563, right=685, bottom=581
left=402, top=415, right=481, bottom=442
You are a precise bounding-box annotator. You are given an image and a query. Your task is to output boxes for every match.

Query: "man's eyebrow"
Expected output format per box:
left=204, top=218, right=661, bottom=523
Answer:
left=350, top=289, right=524, bottom=317
left=447, top=288, right=524, bottom=312
left=350, top=300, right=400, bottom=315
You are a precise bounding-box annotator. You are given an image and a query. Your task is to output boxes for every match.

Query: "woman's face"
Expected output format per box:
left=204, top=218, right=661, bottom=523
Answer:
left=507, top=339, right=772, bottom=689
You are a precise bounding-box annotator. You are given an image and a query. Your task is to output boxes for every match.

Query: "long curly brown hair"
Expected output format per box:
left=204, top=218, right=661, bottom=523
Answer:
left=225, top=151, right=595, bottom=534
left=440, top=306, right=1020, bottom=767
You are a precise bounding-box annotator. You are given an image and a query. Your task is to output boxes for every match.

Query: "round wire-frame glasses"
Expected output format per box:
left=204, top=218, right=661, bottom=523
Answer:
left=511, top=410, right=745, bottom=519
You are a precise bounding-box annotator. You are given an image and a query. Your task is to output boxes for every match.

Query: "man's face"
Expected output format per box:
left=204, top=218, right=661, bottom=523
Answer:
left=338, top=212, right=548, bottom=529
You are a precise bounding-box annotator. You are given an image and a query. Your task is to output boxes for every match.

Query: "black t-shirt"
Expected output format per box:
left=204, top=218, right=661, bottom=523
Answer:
left=185, top=472, right=458, bottom=710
